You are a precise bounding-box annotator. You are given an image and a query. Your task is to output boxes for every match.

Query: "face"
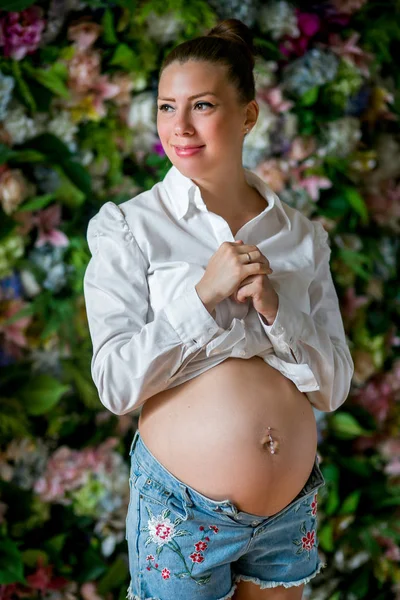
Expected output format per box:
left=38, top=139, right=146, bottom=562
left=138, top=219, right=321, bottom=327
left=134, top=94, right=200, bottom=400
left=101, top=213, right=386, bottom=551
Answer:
left=157, top=60, right=256, bottom=180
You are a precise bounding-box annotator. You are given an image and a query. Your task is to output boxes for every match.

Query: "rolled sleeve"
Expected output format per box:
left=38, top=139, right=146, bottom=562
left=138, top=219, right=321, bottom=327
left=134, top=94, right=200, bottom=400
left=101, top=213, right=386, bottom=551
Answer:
left=164, top=286, right=221, bottom=347
left=83, top=201, right=222, bottom=416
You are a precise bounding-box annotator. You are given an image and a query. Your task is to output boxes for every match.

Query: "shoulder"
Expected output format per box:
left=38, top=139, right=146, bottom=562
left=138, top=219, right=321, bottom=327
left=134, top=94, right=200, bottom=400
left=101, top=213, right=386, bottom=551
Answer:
left=278, top=196, right=329, bottom=248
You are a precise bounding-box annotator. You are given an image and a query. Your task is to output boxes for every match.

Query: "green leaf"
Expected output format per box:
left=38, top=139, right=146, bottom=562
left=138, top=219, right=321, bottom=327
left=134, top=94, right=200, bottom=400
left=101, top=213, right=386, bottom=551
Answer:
left=102, top=8, right=118, bottom=44
left=23, top=62, right=70, bottom=98
left=0, top=144, right=17, bottom=165
left=330, top=412, right=373, bottom=439
left=0, top=0, right=35, bottom=8
left=20, top=374, right=70, bottom=416
left=338, top=248, right=373, bottom=280
left=23, top=133, right=73, bottom=160
left=0, top=539, right=25, bottom=585
left=299, top=86, right=319, bottom=106
left=109, top=43, right=141, bottom=71
left=318, top=522, right=335, bottom=552
left=21, top=549, right=48, bottom=568
left=43, top=534, right=67, bottom=555
left=96, top=557, right=127, bottom=594
left=15, top=194, right=55, bottom=213
left=339, top=490, right=362, bottom=515
left=342, top=186, right=369, bottom=225
left=61, top=158, right=92, bottom=196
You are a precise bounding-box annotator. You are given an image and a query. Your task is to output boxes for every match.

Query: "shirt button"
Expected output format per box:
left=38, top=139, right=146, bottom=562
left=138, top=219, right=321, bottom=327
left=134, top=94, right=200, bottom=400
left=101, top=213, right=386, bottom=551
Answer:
left=208, top=327, right=216, bottom=334
left=239, top=350, right=246, bottom=357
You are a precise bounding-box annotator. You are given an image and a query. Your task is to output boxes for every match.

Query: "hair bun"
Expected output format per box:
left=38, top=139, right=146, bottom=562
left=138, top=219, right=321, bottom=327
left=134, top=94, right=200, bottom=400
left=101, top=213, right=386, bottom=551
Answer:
left=207, top=18, right=255, bottom=67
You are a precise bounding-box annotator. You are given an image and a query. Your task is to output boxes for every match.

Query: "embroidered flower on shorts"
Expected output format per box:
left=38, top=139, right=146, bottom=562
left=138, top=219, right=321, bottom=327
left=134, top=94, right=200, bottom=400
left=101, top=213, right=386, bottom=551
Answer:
left=190, top=551, right=205, bottom=563
left=147, top=512, right=176, bottom=546
left=141, top=504, right=218, bottom=585
left=310, top=493, right=318, bottom=517
left=293, top=521, right=316, bottom=557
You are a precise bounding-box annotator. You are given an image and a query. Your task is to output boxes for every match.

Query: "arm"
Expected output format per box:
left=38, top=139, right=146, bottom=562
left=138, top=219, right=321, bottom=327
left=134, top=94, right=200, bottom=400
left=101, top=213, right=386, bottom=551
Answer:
left=83, top=201, right=222, bottom=415
left=255, top=220, right=354, bottom=412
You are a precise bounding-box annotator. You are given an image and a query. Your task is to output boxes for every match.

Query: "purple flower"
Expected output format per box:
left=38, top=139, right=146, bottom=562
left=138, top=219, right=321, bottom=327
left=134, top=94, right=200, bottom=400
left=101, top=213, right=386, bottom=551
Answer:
left=0, top=6, right=45, bottom=61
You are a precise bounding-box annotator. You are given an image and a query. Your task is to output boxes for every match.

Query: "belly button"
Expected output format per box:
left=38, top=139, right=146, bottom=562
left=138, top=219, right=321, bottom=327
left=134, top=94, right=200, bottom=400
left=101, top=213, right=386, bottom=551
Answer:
left=261, top=427, right=279, bottom=455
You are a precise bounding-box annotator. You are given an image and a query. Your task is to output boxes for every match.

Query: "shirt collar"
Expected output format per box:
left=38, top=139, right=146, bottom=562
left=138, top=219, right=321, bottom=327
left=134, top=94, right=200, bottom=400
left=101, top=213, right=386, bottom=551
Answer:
left=162, top=164, right=286, bottom=223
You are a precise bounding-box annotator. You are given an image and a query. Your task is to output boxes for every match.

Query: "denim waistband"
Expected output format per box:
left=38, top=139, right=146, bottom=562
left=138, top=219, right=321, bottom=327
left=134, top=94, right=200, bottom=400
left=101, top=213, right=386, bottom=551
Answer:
left=129, top=429, right=325, bottom=527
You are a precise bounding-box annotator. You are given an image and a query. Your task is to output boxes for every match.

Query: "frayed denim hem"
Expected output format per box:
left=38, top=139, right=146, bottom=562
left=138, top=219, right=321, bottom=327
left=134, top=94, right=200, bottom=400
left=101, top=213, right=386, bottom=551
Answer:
left=233, top=559, right=327, bottom=590
left=126, top=580, right=238, bottom=600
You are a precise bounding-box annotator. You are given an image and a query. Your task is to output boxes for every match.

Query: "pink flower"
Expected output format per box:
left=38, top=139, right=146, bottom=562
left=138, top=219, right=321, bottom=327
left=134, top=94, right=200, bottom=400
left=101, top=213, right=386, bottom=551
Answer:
left=288, top=136, right=316, bottom=162
left=209, top=525, right=219, bottom=533
left=352, top=379, right=394, bottom=425
left=33, top=204, right=69, bottom=248
left=26, top=557, right=68, bottom=592
left=81, top=582, right=103, bottom=600
left=0, top=298, right=32, bottom=359
left=0, top=6, right=45, bottom=60
left=189, top=552, right=205, bottom=563
left=68, top=50, right=101, bottom=94
left=261, top=87, right=293, bottom=113
left=194, top=540, right=208, bottom=552
left=295, top=175, right=332, bottom=201
left=365, top=181, right=400, bottom=229
left=341, top=286, right=369, bottom=323
left=67, top=19, right=102, bottom=52
left=254, top=159, right=288, bottom=193
left=155, top=522, right=173, bottom=541
left=161, top=568, right=170, bottom=579
left=279, top=10, right=321, bottom=58
left=34, top=438, right=119, bottom=502
left=331, top=0, right=368, bottom=15
left=302, top=530, right=316, bottom=551
left=311, top=493, right=318, bottom=516
left=327, top=32, right=373, bottom=77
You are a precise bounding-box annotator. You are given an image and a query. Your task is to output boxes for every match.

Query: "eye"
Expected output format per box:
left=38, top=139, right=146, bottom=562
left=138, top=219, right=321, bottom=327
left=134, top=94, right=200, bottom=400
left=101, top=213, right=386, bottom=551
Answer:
left=157, top=102, right=214, bottom=112
left=194, top=102, right=213, bottom=110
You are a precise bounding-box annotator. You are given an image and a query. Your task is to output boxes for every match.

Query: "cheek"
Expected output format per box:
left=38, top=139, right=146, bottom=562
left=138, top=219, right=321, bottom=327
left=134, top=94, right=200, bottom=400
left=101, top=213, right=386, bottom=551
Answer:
left=157, top=118, right=169, bottom=141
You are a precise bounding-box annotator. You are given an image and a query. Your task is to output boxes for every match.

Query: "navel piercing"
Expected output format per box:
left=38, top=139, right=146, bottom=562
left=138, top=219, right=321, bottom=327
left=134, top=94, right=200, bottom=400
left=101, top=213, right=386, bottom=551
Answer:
left=267, top=427, right=278, bottom=454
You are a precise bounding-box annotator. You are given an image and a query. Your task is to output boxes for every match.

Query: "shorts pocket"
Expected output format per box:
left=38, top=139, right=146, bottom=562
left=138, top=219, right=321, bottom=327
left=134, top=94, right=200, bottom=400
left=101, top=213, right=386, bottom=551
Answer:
left=133, top=467, right=190, bottom=521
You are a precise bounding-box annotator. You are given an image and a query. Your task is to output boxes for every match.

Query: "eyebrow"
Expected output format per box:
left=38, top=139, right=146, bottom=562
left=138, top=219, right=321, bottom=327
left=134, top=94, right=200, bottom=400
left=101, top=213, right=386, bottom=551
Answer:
left=157, top=92, right=218, bottom=101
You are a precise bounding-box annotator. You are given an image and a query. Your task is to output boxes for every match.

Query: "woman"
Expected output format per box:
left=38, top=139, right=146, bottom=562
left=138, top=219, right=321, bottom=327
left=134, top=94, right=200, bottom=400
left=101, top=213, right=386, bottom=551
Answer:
left=83, top=18, right=354, bottom=600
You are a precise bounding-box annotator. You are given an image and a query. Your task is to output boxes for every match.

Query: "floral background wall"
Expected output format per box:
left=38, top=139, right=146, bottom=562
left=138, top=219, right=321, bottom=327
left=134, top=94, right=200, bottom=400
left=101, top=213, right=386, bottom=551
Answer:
left=0, top=0, right=399, bottom=598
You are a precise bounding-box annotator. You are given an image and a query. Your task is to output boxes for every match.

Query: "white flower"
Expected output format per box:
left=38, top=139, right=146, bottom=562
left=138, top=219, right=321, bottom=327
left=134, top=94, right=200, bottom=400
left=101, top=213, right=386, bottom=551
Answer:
left=3, top=100, right=44, bottom=144
left=245, top=98, right=278, bottom=151
left=254, top=58, right=278, bottom=91
left=148, top=513, right=176, bottom=546
left=127, top=91, right=158, bottom=154
left=145, top=10, right=185, bottom=45
left=259, top=1, right=299, bottom=40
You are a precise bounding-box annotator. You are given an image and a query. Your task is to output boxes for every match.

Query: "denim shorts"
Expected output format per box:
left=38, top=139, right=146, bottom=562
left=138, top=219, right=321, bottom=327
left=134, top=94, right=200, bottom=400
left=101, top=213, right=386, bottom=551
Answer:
left=126, top=429, right=326, bottom=600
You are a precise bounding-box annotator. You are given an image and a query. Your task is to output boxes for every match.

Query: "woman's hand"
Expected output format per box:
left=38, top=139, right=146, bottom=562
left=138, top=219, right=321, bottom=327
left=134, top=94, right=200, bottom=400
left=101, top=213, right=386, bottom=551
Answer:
left=231, top=240, right=279, bottom=325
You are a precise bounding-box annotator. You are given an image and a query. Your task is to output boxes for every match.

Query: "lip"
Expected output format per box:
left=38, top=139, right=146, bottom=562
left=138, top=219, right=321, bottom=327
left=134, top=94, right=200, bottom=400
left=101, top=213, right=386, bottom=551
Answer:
left=174, top=145, right=205, bottom=157
left=174, top=145, right=204, bottom=149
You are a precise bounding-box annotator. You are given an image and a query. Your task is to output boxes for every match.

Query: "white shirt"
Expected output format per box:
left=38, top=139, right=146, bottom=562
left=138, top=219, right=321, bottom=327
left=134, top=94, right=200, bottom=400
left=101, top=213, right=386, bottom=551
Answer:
left=83, top=164, right=354, bottom=416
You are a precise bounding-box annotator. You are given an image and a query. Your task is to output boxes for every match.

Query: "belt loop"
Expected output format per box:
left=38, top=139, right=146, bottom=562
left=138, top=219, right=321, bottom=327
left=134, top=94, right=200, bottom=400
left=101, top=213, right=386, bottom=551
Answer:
left=181, top=484, right=193, bottom=507
left=129, top=429, right=140, bottom=456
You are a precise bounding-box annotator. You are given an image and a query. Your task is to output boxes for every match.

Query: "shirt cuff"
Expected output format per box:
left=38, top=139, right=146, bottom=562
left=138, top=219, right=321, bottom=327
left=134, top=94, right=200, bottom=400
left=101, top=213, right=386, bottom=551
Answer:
left=164, top=286, right=222, bottom=348
left=257, top=292, right=304, bottom=343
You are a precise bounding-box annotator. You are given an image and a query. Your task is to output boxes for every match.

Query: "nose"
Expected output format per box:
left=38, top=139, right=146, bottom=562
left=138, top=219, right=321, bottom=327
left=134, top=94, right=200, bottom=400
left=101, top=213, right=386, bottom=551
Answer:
left=174, top=109, right=195, bottom=136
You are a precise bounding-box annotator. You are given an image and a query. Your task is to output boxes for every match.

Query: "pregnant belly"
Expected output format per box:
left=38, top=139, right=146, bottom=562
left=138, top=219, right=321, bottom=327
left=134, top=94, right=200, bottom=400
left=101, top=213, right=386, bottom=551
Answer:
left=138, top=356, right=318, bottom=518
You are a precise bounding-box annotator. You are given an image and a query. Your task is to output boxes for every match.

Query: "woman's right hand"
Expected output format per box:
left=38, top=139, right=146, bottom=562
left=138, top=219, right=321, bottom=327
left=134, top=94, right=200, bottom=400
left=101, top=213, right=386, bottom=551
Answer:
left=196, top=240, right=273, bottom=310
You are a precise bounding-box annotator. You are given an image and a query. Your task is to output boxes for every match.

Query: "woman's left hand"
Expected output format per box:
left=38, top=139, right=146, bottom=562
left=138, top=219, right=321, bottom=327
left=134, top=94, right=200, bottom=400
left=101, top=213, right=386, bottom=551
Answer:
left=231, top=240, right=279, bottom=325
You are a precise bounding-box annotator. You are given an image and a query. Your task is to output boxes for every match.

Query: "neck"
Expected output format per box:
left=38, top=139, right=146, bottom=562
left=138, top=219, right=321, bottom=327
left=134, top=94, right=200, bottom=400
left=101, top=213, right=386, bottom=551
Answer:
left=191, top=164, right=254, bottom=216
